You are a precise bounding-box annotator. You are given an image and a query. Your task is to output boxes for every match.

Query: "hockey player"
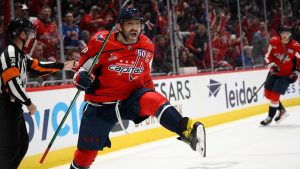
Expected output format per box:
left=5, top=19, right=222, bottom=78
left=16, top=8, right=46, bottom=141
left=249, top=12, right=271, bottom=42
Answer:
left=0, top=18, right=76, bottom=169
left=260, top=25, right=300, bottom=126
left=71, top=8, right=206, bottom=169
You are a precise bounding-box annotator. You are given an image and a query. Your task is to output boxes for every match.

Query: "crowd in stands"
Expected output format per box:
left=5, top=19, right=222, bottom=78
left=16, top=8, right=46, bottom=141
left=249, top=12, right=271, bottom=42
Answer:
left=1, top=0, right=300, bottom=82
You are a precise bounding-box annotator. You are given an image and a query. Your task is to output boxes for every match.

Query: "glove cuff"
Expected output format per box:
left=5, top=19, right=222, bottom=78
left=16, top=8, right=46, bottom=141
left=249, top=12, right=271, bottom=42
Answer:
left=267, top=62, right=277, bottom=68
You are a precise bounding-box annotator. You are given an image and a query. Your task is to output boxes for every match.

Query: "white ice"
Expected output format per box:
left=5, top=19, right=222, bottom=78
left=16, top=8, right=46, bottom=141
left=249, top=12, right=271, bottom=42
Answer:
left=52, top=105, right=300, bottom=169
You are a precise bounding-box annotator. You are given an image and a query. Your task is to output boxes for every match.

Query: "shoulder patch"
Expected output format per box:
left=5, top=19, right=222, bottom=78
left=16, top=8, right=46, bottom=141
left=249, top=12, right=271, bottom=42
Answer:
left=95, top=33, right=105, bottom=42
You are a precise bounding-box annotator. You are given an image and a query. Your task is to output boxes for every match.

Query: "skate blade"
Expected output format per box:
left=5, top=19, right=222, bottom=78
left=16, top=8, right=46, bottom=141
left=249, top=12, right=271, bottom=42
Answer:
left=260, top=122, right=271, bottom=127
left=275, top=113, right=289, bottom=124
left=195, top=123, right=206, bottom=157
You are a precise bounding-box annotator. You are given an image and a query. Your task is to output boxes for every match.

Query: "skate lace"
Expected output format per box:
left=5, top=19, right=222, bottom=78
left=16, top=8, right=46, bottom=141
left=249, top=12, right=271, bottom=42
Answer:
left=115, top=100, right=129, bottom=134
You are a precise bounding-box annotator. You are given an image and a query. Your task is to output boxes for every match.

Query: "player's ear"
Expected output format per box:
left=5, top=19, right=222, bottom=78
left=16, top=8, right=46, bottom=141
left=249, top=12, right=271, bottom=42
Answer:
left=19, top=31, right=28, bottom=40
left=116, top=23, right=122, bottom=32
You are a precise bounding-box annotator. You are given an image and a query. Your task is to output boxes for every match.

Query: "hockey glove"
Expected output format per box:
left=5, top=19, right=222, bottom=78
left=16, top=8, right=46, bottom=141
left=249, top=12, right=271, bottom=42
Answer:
left=268, top=62, right=279, bottom=75
left=73, top=68, right=95, bottom=91
left=288, top=70, right=299, bottom=83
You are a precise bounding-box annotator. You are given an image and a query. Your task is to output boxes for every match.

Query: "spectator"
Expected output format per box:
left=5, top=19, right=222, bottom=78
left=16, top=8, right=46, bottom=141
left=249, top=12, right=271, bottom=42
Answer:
left=65, top=48, right=80, bottom=79
left=153, top=35, right=172, bottom=73
left=31, top=41, right=46, bottom=61
left=34, top=6, right=60, bottom=61
left=81, top=30, right=91, bottom=44
left=175, top=24, right=191, bottom=51
left=14, top=3, right=29, bottom=20
left=0, top=16, right=4, bottom=53
left=80, top=5, right=107, bottom=34
left=62, top=11, right=85, bottom=49
left=179, top=48, right=195, bottom=67
left=185, top=24, right=207, bottom=68
left=293, top=20, right=300, bottom=42
left=157, top=11, right=168, bottom=36
left=224, top=34, right=241, bottom=67
left=236, top=45, right=254, bottom=67
left=252, top=21, right=268, bottom=65
left=143, top=12, right=156, bottom=39
left=205, top=27, right=230, bottom=69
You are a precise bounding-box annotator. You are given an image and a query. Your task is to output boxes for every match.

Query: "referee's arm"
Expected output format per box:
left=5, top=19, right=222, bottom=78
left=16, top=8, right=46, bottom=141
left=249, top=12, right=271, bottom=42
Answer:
left=0, top=55, right=32, bottom=106
left=26, top=55, right=64, bottom=77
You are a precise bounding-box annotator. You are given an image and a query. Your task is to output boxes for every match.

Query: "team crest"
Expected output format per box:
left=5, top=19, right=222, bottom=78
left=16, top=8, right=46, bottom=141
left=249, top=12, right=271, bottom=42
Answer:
left=95, top=34, right=105, bottom=41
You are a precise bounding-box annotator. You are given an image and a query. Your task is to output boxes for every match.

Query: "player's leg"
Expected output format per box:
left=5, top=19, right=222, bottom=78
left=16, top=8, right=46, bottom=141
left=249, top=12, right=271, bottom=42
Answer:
left=273, top=77, right=290, bottom=124
left=70, top=150, right=98, bottom=169
left=139, top=91, right=206, bottom=156
left=70, top=104, right=118, bottom=169
left=12, top=117, right=29, bottom=169
left=261, top=74, right=278, bottom=126
left=0, top=99, right=28, bottom=169
left=274, top=100, right=288, bottom=123
left=260, top=95, right=279, bottom=126
left=261, top=77, right=290, bottom=126
left=0, top=118, right=18, bottom=169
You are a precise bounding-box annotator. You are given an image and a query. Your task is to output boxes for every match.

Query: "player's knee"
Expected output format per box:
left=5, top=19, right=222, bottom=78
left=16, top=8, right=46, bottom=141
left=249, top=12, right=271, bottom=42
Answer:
left=73, top=149, right=98, bottom=168
left=139, top=91, right=168, bottom=116
left=269, top=91, right=280, bottom=102
left=264, top=89, right=271, bottom=100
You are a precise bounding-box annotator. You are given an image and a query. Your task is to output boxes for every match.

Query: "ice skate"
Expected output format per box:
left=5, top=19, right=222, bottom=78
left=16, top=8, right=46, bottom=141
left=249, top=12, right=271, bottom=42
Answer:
left=274, top=109, right=289, bottom=124
left=179, top=120, right=206, bottom=157
left=260, top=117, right=273, bottom=126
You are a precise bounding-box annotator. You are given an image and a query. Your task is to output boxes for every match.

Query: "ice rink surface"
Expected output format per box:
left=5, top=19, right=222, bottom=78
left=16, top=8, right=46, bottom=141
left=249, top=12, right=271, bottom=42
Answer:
left=53, top=106, right=300, bottom=169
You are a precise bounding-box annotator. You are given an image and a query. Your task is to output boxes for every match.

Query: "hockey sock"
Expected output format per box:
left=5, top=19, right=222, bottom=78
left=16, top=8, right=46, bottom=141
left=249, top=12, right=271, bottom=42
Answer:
left=72, top=149, right=98, bottom=168
left=278, top=101, right=284, bottom=111
left=70, top=161, right=90, bottom=169
left=155, top=102, right=184, bottom=134
left=268, top=106, right=278, bottom=118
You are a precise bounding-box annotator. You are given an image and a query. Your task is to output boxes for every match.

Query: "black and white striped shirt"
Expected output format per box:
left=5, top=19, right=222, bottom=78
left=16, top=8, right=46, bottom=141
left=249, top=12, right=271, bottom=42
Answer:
left=0, top=43, right=64, bottom=106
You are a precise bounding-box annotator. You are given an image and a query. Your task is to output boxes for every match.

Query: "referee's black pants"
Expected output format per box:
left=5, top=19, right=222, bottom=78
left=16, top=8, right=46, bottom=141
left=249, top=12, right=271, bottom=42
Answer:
left=0, top=95, right=29, bottom=169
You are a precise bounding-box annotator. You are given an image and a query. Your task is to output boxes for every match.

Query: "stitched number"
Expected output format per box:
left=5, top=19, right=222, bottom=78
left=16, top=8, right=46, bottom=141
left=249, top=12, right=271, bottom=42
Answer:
left=137, top=49, right=145, bottom=58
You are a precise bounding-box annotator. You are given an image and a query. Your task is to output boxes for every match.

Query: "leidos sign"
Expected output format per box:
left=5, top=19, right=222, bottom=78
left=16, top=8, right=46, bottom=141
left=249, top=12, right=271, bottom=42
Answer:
left=208, top=79, right=258, bottom=108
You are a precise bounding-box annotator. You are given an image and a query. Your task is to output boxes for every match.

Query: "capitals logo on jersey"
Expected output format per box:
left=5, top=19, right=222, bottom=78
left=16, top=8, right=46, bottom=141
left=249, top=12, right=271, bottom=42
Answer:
left=274, top=53, right=291, bottom=63
left=107, top=49, right=147, bottom=81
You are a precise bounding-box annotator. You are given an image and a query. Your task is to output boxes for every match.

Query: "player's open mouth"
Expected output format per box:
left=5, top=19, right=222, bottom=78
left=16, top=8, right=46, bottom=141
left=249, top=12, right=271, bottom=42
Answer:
left=129, top=32, right=137, bottom=37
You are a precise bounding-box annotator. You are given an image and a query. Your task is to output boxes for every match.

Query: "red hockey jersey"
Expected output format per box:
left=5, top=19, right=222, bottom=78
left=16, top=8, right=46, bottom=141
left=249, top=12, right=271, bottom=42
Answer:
left=78, top=31, right=154, bottom=102
left=265, top=36, right=300, bottom=76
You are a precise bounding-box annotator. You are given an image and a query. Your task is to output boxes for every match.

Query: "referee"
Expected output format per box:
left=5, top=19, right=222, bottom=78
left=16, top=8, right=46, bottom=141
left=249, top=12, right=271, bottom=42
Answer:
left=0, top=18, right=75, bottom=169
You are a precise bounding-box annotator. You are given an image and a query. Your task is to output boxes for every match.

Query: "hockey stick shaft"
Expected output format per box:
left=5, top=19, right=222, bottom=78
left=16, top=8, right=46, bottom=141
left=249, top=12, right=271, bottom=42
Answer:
left=249, top=81, right=265, bottom=102
left=40, top=0, right=131, bottom=163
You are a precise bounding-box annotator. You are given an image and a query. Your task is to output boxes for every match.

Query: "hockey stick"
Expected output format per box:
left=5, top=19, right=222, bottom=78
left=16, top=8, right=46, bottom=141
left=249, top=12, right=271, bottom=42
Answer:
left=39, top=0, right=132, bottom=163
left=249, top=45, right=287, bottom=102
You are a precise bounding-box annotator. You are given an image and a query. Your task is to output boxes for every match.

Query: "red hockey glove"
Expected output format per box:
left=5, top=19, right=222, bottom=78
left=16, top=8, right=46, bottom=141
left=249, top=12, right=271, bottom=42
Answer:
left=268, top=62, right=279, bottom=75
left=73, top=68, right=95, bottom=91
left=288, top=70, right=299, bottom=83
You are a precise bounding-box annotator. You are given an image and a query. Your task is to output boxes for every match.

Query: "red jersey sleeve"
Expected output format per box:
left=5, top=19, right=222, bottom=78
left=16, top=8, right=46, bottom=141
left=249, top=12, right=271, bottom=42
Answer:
left=78, top=31, right=109, bottom=71
left=140, top=35, right=155, bottom=89
left=264, top=36, right=279, bottom=64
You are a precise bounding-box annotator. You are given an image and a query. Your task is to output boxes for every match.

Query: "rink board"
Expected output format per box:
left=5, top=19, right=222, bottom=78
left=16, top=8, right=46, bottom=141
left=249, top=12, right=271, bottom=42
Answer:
left=19, top=69, right=300, bottom=169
